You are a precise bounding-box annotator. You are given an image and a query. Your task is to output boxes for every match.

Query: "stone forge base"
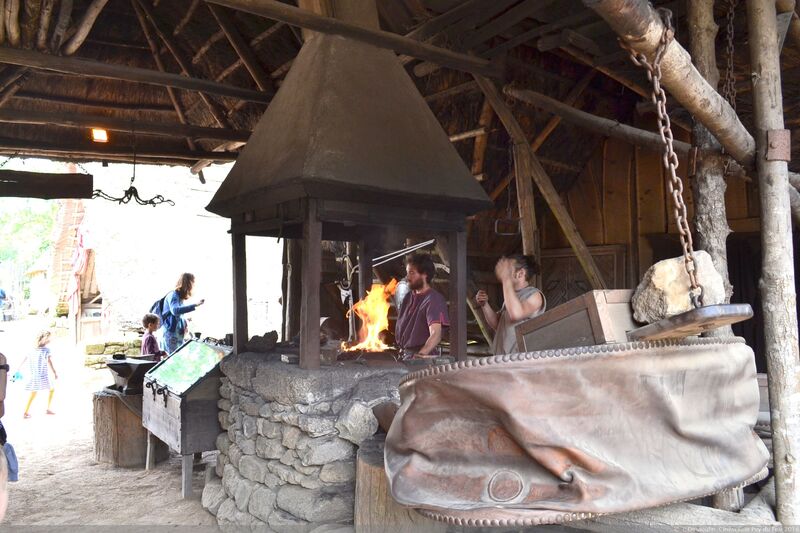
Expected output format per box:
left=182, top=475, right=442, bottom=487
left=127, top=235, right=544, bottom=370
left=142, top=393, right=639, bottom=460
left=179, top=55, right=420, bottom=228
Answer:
left=201, top=352, right=406, bottom=532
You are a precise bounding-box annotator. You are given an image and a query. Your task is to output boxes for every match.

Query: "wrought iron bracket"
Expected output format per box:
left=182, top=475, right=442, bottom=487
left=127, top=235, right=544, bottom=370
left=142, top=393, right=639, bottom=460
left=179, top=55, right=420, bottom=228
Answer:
left=766, top=129, right=791, bottom=161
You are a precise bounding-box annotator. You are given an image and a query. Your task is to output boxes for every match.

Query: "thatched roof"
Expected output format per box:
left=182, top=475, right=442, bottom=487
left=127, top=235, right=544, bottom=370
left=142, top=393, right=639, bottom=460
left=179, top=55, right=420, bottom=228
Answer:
left=0, top=0, right=797, bottom=196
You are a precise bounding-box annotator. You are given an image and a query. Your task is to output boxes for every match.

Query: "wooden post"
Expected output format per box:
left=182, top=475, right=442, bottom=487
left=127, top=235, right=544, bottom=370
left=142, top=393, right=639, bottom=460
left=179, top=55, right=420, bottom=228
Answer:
left=146, top=431, right=156, bottom=471
left=358, top=239, right=373, bottom=300
left=512, top=143, right=539, bottom=255
left=181, top=454, right=193, bottom=498
left=688, top=1, right=739, bottom=509
left=300, top=200, right=321, bottom=370
left=747, top=0, right=800, bottom=524
left=285, top=239, right=302, bottom=341
left=475, top=75, right=607, bottom=290
left=448, top=230, right=467, bottom=361
left=231, top=232, right=248, bottom=353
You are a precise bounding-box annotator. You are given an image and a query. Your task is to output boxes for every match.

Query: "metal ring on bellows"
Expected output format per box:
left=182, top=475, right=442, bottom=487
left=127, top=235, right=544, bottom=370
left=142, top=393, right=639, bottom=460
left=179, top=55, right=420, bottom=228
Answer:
left=488, top=470, right=524, bottom=502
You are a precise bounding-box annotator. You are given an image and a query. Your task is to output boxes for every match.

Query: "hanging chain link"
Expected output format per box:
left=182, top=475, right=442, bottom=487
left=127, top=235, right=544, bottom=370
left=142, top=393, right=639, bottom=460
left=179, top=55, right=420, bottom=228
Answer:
left=619, top=8, right=704, bottom=308
left=720, top=0, right=739, bottom=177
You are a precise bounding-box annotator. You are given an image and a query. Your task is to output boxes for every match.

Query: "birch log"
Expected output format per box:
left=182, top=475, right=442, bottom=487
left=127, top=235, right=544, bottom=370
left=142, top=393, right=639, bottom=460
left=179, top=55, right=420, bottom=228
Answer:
left=582, top=0, right=755, bottom=169
left=5, top=0, right=20, bottom=47
left=49, top=0, right=71, bottom=52
left=747, top=0, right=800, bottom=525
left=62, top=0, right=110, bottom=55
left=36, top=0, right=54, bottom=50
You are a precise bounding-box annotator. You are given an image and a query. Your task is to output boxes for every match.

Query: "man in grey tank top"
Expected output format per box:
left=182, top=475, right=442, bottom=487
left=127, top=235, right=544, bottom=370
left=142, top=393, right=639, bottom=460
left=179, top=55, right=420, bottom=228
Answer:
left=475, top=255, right=546, bottom=355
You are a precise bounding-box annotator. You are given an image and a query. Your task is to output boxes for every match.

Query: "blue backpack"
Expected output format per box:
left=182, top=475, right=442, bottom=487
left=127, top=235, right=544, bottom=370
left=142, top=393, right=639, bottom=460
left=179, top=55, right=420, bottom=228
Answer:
left=149, top=293, right=171, bottom=325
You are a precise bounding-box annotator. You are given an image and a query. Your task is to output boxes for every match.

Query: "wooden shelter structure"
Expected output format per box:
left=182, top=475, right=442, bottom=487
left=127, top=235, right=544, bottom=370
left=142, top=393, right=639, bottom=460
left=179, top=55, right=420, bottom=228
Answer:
left=0, top=0, right=799, bottom=527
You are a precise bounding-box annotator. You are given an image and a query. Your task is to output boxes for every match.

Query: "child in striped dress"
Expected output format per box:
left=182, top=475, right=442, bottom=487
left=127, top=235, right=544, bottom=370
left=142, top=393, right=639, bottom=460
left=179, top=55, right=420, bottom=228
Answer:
left=21, top=331, right=58, bottom=419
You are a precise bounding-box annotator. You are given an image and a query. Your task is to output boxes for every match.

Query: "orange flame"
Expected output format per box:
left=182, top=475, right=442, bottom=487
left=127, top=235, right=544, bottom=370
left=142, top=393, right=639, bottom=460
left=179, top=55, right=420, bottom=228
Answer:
left=342, top=278, right=398, bottom=352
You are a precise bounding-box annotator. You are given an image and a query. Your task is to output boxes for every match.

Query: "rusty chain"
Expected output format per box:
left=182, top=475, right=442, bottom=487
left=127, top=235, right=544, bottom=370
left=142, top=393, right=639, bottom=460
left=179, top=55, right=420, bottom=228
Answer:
left=619, top=8, right=704, bottom=307
left=721, top=0, right=739, bottom=177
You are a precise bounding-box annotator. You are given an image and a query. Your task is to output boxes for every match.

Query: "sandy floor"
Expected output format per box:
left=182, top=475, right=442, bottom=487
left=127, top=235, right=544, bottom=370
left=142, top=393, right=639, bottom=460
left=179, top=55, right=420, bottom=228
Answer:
left=0, top=317, right=217, bottom=526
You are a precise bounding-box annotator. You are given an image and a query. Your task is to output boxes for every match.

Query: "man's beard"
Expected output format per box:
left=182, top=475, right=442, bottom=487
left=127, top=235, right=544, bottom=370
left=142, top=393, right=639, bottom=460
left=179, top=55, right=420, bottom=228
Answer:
left=409, top=277, right=425, bottom=291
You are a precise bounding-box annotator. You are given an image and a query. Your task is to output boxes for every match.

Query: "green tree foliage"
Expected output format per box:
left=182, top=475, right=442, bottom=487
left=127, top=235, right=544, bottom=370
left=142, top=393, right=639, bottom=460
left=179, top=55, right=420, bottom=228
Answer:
left=0, top=198, right=59, bottom=273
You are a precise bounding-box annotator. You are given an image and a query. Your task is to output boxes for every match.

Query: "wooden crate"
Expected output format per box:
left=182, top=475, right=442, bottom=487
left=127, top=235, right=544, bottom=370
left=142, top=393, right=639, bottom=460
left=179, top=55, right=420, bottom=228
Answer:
left=93, top=390, right=168, bottom=467
left=515, top=290, right=637, bottom=352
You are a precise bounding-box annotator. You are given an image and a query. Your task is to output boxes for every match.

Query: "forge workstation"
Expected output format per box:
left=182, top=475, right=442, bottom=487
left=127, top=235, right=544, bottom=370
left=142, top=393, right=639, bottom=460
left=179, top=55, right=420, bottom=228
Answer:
left=0, top=0, right=798, bottom=529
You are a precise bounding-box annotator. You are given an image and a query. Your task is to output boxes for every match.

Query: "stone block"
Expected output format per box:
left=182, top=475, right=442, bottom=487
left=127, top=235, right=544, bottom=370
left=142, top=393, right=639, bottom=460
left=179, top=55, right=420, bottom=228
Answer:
left=632, top=250, right=725, bottom=323
left=268, top=461, right=301, bottom=485
left=219, top=411, right=230, bottom=431
left=239, top=455, right=270, bottom=484
left=124, top=339, right=142, bottom=349
left=216, top=498, right=237, bottom=523
left=293, top=460, right=319, bottom=477
left=228, top=444, right=243, bottom=469
left=299, top=476, right=324, bottom=490
left=233, top=478, right=257, bottom=511
left=298, top=415, right=337, bottom=437
left=216, top=452, right=229, bottom=478
left=279, top=449, right=296, bottom=466
left=268, top=509, right=313, bottom=533
left=241, top=397, right=265, bottom=417
left=222, top=463, right=242, bottom=498
left=235, top=431, right=256, bottom=455
left=216, top=433, right=231, bottom=455
left=276, top=485, right=354, bottom=523
left=85, top=343, right=106, bottom=355
left=282, top=426, right=302, bottom=449
left=125, top=348, right=140, bottom=356
left=242, top=415, right=258, bottom=439
left=257, top=418, right=282, bottom=439
left=248, top=485, right=277, bottom=523
left=251, top=359, right=406, bottom=405
left=219, top=381, right=232, bottom=399
left=258, top=402, right=273, bottom=418
left=217, top=398, right=233, bottom=412
left=297, top=402, right=332, bottom=415
left=256, top=436, right=285, bottom=460
left=334, top=401, right=378, bottom=445
left=319, top=462, right=355, bottom=484
left=201, top=478, right=227, bottom=515
left=264, top=471, right=283, bottom=489
left=298, top=437, right=355, bottom=466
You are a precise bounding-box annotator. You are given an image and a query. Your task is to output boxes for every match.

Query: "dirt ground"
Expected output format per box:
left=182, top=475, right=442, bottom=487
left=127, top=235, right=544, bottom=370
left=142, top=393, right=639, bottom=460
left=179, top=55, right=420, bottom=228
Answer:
left=0, top=317, right=217, bottom=527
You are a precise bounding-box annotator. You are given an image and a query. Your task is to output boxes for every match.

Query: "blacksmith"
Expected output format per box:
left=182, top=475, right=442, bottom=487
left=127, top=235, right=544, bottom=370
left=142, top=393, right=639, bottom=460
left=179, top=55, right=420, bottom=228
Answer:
left=394, top=254, right=449, bottom=359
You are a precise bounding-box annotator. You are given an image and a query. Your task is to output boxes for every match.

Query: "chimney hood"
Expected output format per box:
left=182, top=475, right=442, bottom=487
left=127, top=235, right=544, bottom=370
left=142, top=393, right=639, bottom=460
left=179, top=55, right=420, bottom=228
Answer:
left=206, top=32, right=491, bottom=233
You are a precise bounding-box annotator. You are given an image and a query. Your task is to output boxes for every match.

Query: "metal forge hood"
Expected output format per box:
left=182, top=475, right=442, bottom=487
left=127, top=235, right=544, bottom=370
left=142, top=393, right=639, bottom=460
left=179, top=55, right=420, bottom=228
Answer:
left=207, top=34, right=491, bottom=217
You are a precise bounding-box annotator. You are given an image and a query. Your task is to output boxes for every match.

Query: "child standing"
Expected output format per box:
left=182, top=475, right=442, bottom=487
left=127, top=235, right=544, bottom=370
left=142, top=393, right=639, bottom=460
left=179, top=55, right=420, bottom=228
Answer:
left=141, top=313, right=167, bottom=360
left=21, top=331, right=57, bottom=419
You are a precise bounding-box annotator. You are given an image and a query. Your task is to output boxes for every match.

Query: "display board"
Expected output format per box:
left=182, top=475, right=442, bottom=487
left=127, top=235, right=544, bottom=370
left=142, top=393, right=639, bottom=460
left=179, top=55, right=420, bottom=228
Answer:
left=146, top=340, right=231, bottom=395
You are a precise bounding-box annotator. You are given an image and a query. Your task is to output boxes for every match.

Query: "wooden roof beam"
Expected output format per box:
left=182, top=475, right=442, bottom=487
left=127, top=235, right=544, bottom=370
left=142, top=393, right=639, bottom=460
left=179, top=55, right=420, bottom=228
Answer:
left=0, top=169, right=92, bottom=199
left=0, top=107, right=251, bottom=142
left=208, top=4, right=276, bottom=92
left=203, top=0, right=503, bottom=78
left=174, top=0, right=201, bottom=36
left=131, top=0, right=236, bottom=128
left=0, top=137, right=237, bottom=162
left=12, top=91, right=175, bottom=113
left=62, top=0, right=110, bottom=55
left=0, top=46, right=270, bottom=103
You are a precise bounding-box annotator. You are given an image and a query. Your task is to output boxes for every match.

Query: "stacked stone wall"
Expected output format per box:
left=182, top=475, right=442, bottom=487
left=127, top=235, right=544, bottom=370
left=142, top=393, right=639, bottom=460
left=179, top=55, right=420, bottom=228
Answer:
left=202, top=353, right=405, bottom=532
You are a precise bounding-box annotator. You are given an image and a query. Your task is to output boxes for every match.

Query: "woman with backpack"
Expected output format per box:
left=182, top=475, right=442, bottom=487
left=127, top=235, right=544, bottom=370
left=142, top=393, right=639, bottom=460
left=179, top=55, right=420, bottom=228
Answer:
left=157, top=273, right=205, bottom=354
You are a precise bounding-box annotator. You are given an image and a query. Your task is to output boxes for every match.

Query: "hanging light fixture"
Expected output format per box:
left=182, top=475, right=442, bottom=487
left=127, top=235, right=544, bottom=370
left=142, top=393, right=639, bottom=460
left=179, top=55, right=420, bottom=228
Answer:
left=90, top=128, right=109, bottom=143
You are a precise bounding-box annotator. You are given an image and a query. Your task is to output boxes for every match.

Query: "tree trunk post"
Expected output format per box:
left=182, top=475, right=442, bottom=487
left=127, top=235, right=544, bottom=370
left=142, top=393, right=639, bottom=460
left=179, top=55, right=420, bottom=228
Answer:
left=747, top=0, right=800, bottom=524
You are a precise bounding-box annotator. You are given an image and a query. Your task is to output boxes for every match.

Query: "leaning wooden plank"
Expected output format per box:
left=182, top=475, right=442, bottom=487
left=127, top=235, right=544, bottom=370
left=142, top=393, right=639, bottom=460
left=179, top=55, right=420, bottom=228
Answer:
left=571, top=501, right=779, bottom=532
left=0, top=46, right=270, bottom=103
left=0, top=169, right=92, bottom=199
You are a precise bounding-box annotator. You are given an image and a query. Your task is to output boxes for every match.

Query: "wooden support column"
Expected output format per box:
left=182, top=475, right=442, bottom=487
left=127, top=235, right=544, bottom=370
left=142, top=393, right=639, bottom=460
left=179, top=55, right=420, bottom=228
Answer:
left=688, top=1, right=739, bottom=509
left=232, top=232, right=248, bottom=353
left=300, top=200, right=322, bottom=370
left=475, top=75, right=607, bottom=290
left=448, top=230, right=467, bottom=361
left=358, top=239, right=373, bottom=300
left=747, top=0, right=800, bottom=524
left=284, top=239, right=302, bottom=341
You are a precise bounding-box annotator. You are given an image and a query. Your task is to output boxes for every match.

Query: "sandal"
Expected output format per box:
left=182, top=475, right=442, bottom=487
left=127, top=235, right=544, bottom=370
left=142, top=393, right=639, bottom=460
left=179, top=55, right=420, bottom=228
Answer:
left=23, top=413, right=31, bottom=419
left=46, top=410, right=55, bottom=415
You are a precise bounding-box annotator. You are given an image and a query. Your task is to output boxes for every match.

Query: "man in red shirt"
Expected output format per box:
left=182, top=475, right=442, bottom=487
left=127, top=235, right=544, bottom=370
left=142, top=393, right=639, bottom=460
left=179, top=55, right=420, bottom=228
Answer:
left=394, top=254, right=449, bottom=359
